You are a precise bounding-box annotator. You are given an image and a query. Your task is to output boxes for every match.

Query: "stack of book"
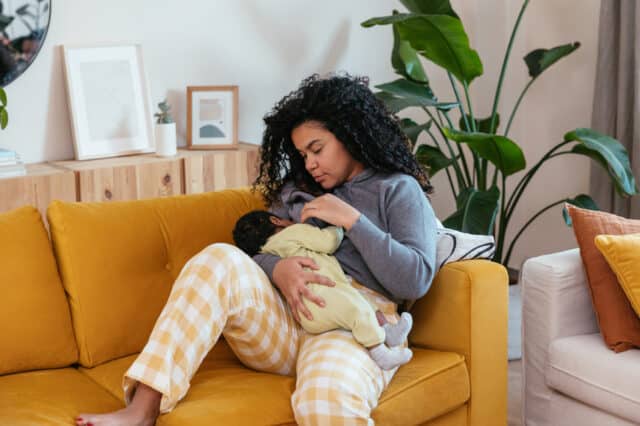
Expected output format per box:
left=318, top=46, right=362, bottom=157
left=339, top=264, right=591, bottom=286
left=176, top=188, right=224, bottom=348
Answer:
left=0, top=148, right=26, bottom=178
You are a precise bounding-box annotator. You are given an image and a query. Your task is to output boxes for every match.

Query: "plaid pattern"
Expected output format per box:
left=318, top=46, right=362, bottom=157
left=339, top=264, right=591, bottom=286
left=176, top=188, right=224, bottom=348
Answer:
left=124, top=243, right=400, bottom=424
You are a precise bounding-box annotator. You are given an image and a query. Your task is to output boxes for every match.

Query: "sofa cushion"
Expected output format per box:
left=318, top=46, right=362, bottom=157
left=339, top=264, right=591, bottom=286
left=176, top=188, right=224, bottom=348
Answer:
left=0, top=368, right=123, bottom=425
left=0, top=206, right=77, bottom=374
left=79, top=346, right=469, bottom=425
left=48, top=189, right=265, bottom=367
left=546, top=333, right=640, bottom=424
left=566, top=204, right=640, bottom=352
left=595, top=233, right=640, bottom=317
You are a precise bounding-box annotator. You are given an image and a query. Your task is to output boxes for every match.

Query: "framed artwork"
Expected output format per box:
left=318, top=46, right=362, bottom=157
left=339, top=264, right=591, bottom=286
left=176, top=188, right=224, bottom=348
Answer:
left=187, top=85, right=238, bottom=149
left=62, top=44, right=154, bottom=160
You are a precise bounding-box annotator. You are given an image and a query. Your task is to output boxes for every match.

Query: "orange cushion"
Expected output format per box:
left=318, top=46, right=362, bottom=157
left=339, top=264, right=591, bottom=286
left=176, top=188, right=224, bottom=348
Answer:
left=566, top=204, right=640, bottom=352
left=0, top=206, right=77, bottom=374
left=47, top=189, right=265, bottom=367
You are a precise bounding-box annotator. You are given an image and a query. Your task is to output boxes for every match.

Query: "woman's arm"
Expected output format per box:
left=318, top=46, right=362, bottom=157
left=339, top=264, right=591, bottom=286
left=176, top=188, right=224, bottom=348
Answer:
left=252, top=189, right=335, bottom=322
left=299, top=177, right=437, bottom=301
left=347, top=178, right=437, bottom=300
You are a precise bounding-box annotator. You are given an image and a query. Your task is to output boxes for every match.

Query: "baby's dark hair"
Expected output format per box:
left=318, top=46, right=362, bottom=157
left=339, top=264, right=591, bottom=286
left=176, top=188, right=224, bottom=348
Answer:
left=232, top=210, right=279, bottom=256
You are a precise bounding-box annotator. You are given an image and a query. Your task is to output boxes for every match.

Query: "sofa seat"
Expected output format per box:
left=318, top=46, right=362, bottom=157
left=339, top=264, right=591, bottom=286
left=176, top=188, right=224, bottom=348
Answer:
left=0, top=368, right=123, bottom=425
left=546, top=333, right=640, bottom=424
left=78, top=340, right=470, bottom=425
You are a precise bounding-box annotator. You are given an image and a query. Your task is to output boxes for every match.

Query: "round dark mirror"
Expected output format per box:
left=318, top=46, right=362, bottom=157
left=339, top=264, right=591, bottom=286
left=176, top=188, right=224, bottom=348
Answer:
left=0, top=0, right=50, bottom=87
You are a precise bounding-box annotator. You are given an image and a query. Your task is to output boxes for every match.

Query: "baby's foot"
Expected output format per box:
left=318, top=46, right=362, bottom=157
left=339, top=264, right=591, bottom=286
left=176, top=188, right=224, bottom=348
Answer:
left=383, top=312, right=413, bottom=347
left=76, top=405, right=158, bottom=426
left=369, top=344, right=413, bottom=370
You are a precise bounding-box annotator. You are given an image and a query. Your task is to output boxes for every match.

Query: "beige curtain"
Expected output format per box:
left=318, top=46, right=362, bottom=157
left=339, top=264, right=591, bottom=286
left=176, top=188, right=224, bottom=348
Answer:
left=590, top=0, right=640, bottom=218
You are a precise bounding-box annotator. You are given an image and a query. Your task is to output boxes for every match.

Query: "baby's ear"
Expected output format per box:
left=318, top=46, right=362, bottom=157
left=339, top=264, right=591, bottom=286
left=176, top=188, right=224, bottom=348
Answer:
left=269, top=216, right=281, bottom=226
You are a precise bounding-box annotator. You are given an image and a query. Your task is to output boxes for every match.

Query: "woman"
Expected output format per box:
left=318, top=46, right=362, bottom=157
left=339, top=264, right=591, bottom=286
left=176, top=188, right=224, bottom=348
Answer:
left=76, top=74, right=437, bottom=426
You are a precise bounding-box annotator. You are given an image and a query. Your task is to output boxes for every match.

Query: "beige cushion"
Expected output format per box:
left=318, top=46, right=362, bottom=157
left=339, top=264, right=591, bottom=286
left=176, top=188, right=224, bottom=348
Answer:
left=546, top=334, right=640, bottom=424
left=549, top=391, right=637, bottom=426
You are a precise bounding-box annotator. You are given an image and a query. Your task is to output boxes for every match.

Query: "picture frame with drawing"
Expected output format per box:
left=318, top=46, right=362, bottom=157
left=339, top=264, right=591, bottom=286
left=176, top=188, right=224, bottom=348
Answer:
left=187, top=86, right=239, bottom=150
left=62, top=44, right=155, bottom=160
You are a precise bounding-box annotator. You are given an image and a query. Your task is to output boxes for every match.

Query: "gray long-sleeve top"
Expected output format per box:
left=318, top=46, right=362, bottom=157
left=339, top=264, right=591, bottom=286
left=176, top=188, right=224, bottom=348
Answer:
left=253, top=169, right=438, bottom=304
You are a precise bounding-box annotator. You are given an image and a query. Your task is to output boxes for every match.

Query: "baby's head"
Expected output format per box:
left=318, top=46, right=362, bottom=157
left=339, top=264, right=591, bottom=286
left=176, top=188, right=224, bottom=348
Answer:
left=233, top=210, right=294, bottom=256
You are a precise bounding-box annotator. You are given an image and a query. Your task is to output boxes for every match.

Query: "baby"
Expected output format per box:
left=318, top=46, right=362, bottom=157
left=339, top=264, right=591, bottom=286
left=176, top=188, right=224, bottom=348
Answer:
left=232, top=210, right=413, bottom=370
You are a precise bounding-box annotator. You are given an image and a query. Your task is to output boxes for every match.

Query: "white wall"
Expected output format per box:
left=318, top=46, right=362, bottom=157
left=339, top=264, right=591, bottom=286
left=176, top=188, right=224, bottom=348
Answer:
left=2, top=0, right=400, bottom=162
left=2, top=0, right=600, bottom=268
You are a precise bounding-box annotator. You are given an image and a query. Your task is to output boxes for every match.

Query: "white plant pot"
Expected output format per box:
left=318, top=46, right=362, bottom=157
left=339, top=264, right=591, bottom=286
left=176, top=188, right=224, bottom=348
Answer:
left=155, top=122, right=177, bottom=157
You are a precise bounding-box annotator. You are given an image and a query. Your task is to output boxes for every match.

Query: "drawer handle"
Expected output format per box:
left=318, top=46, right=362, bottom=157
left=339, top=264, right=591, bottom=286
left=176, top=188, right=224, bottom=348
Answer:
left=163, top=174, right=171, bottom=185
left=104, top=189, right=112, bottom=200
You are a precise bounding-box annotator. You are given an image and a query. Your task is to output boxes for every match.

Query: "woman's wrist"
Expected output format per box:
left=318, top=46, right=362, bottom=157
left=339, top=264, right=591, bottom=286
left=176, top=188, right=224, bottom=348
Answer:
left=343, top=211, right=361, bottom=231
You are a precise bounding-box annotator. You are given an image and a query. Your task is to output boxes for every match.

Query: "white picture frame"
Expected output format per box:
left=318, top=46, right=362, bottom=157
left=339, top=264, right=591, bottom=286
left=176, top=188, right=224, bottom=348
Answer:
left=62, top=44, right=154, bottom=160
left=187, top=85, right=239, bottom=150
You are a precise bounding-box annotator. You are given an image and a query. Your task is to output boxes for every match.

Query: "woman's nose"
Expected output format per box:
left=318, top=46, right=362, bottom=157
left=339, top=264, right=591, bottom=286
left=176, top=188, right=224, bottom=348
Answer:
left=305, top=156, right=317, bottom=170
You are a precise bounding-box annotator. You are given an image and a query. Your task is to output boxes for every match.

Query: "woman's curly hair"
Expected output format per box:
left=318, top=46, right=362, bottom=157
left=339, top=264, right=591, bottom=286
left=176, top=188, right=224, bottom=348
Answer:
left=255, top=73, right=433, bottom=206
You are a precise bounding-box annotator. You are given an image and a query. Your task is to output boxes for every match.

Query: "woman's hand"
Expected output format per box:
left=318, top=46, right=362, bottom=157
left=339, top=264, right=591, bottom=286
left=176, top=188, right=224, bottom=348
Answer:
left=272, top=257, right=335, bottom=323
left=300, top=194, right=361, bottom=230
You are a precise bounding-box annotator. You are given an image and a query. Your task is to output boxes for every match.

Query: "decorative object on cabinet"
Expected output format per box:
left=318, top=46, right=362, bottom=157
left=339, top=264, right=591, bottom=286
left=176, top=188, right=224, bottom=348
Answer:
left=187, top=85, right=238, bottom=150
left=0, top=0, right=51, bottom=87
left=154, top=99, right=177, bottom=157
left=0, top=147, right=25, bottom=178
left=62, top=44, right=154, bottom=160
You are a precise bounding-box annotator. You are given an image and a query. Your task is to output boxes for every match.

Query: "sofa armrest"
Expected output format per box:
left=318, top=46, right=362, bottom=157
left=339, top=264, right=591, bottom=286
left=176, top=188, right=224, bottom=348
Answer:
left=409, top=259, right=508, bottom=426
left=521, top=248, right=598, bottom=426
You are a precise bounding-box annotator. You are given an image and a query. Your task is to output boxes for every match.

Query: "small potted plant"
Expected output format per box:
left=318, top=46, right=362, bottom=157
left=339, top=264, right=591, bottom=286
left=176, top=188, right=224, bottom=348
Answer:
left=154, top=99, right=176, bottom=157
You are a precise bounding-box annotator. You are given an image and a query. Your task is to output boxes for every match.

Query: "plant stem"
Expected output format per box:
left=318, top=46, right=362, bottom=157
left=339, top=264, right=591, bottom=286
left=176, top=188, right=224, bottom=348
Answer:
left=425, top=127, right=458, bottom=201
left=495, top=172, right=508, bottom=262
left=447, top=72, right=479, bottom=186
left=503, top=199, right=566, bottom=267
left=504, top=78, right=535, bottom=137
left=424, top=107, right=468, bottom=190
left=489, top=0, right=531, bottom=134
left=448, top=73, right=472, bottom=131
left=462, top=81, right=477, bottom=132
left=442, top=110, right=473, bottom=187
left=504, top=141, right=571, bottom=220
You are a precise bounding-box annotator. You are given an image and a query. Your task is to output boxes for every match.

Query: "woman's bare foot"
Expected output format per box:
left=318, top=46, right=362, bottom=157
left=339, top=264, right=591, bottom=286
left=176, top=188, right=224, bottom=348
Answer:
left=75, top=383, right=161, bottom=426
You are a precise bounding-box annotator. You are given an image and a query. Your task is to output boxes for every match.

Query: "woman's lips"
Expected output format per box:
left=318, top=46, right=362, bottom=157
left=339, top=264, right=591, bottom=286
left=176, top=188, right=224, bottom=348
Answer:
left=313, top=174, right=326, bottom=182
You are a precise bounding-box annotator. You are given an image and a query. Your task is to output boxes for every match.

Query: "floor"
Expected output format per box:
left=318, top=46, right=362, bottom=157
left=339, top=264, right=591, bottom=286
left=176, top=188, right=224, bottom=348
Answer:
left=508, top=359, right=522, bottom=426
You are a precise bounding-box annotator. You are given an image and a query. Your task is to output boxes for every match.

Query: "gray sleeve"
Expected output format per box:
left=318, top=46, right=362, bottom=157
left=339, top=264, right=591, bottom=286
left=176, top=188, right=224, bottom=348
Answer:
left=346, top=177, right=437, bottom=300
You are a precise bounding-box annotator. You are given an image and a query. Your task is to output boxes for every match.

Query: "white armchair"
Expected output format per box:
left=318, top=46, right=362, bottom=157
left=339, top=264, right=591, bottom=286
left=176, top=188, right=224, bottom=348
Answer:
left=521, top=248, right=640, bottom=426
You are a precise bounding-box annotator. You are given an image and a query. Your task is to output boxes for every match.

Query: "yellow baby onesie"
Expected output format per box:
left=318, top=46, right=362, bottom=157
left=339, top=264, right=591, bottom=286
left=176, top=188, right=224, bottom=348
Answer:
left=261, top=223, right=384, bottom=347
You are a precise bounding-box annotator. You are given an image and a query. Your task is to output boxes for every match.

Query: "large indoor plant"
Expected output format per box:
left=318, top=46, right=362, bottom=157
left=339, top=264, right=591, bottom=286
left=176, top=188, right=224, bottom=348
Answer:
left=362, top=0, right=637, bottom=269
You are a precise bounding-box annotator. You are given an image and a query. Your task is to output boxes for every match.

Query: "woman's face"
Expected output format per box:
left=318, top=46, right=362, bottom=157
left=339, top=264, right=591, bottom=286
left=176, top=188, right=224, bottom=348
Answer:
left=291, top=121, right=364, bottom=190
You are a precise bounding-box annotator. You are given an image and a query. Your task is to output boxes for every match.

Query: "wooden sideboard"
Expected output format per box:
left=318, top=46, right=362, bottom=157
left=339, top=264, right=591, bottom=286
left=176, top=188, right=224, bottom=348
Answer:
left=0, top=144, right=260, bottom=216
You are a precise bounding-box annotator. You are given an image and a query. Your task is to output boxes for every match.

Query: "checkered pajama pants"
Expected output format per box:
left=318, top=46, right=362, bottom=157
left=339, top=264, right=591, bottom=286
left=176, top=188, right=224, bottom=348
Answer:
left=123, top=243, right=400, bottom=425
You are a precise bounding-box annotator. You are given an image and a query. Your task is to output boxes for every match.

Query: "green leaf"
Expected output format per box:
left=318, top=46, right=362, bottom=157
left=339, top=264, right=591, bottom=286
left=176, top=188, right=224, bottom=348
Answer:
left=562, top=194, right=599, bottom=226
left=0, top=108, right=8, bottom=129
left=375, top=91, right=420, bottom=113
left=363, top=14, right=483, bottom=84
left=442, top=186, right=500, bottom=234
left=400, top=0, right=459, bottom=18
left=0, top=88, right=7, bottom=107
left=524, top=42, right=580, bottom=78
left=458, top=114, right=499, bottom=133
left=375, top=79, right=458, bottom=112
left=566, top=128, right=637, bottom=196
left=443, top=128, right=526, bottom=176
left=400, top=118, right=432, bottom=146
left=392, top=11, right=428, bottom=83
left=416, top=144, right=451, bottom=176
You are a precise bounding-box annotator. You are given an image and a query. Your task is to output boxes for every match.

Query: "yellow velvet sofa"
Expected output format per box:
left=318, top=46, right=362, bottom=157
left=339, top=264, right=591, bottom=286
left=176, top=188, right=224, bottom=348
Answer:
left=0, top=188, right=508, bottom=425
